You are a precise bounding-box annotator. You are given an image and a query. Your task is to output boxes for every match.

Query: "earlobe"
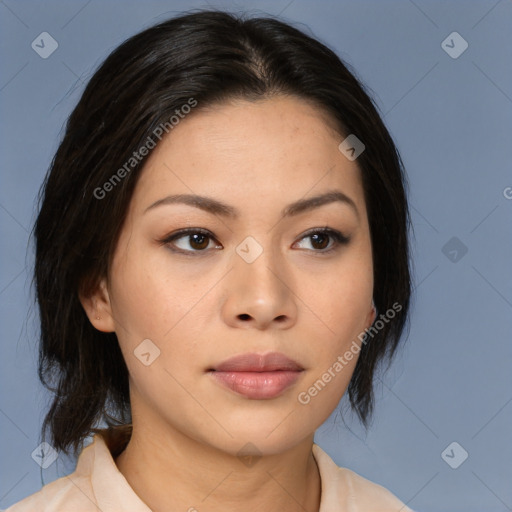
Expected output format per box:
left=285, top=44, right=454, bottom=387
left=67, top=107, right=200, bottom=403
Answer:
left=78, top=278, right=116, bottom=333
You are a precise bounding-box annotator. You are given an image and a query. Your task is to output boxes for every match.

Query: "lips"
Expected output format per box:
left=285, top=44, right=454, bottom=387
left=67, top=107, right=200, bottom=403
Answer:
left=208, top=352, right=304, bottom=400
left=210, top=352, right=303, bottom=372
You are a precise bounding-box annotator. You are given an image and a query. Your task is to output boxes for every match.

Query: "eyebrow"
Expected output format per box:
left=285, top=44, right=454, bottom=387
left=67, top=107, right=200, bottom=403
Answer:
left=144, top=190, right=359, bottom=220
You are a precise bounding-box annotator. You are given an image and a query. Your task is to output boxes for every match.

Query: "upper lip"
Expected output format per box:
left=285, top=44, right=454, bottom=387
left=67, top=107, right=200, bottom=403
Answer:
left=209, top=351, right=304, bottom=372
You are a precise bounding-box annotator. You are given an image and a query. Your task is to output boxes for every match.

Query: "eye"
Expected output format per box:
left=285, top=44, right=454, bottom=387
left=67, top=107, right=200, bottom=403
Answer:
left=294, top=228, right=350, bottom=253
left=158, top=227, right=350, bottom=256
left=159, top=228, right=221, bottom=254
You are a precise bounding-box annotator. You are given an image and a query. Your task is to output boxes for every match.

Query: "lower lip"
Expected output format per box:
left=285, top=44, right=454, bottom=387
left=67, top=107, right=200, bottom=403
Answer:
left=209, top=370, right=302, bottom=399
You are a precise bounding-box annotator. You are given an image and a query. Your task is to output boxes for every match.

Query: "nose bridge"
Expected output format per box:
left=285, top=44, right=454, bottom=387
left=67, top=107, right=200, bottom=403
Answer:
left=233, top=234, right=285, bottom=297
left=223, top=234, right=296, bottom=328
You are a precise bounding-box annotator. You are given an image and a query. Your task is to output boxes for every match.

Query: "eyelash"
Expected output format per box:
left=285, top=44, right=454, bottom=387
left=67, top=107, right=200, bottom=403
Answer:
left=158, top=227, right=350, bottom=256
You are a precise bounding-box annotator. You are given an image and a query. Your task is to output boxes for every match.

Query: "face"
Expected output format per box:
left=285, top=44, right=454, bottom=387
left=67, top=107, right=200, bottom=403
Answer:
left=85, top=95, right=376, bottom=456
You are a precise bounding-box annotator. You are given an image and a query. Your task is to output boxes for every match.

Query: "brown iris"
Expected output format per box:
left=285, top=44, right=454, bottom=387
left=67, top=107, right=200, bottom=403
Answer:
left=309, top=233, right=329, bottom=250
left=188, top=233, right=210, bottom=250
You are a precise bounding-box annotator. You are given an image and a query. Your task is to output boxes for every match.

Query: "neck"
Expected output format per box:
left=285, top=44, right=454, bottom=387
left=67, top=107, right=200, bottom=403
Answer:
left=114, top=418, right=321, bottom=512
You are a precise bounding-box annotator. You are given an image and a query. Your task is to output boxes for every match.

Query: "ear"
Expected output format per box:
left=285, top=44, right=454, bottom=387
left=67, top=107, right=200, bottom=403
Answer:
left=78, top=277, right=116, bottom=333
left=366, top=300, right=377, bottom=329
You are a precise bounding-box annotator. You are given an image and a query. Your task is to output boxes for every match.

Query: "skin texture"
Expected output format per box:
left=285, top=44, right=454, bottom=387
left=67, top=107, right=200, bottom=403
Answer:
left=80, top=95, right=376, bottom=512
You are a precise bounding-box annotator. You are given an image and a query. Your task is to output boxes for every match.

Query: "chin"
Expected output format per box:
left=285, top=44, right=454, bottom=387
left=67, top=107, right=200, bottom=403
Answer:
left=202, top=414, right=315, bottom=458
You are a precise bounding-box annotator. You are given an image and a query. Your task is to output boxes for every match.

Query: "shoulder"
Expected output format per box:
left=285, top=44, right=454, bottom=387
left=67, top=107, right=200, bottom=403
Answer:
left=4, top=428, right=147, bottom=512
left=3, top=473, right=96, bottom=512
left=312, top=444, right=414, bottom=512
left=4, top=436, right=100, bottom=512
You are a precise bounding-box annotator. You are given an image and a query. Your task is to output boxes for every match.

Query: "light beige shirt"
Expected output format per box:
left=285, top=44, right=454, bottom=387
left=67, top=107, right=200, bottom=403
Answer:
left=5, top=428, right=413, bottom=511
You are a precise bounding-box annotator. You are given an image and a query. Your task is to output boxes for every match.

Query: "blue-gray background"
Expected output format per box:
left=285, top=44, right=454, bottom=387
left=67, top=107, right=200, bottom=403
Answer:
left=1, top=1, right=511, bottom=511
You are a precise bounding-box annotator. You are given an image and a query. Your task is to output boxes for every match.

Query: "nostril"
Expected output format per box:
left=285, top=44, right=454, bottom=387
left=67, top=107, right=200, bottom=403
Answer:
left=239, top=314, right=251, bottom=320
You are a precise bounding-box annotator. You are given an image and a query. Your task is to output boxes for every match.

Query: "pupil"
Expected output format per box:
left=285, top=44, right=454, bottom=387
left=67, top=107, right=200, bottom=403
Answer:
left=191, top=234, right=208, bottom=250
left=312, top=233, right=328, bottom=249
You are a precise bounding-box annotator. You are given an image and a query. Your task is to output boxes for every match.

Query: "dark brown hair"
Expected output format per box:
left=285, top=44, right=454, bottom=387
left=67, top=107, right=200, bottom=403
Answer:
left=34, top=9, right=412, bottom=456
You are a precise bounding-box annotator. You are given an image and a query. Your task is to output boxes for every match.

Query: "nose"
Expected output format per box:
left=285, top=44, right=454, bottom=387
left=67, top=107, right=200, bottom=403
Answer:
left=221, top=243, right=298, bottom=331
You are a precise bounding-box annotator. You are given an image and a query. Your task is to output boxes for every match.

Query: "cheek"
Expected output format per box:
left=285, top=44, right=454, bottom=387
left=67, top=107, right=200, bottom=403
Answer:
left=295, top=346, right=359, bottom=428
left=311, top=253, right=372, bottom=340
left=295, top=275, right=367, bottom=418
left=108, top=242, right=214, bottom=366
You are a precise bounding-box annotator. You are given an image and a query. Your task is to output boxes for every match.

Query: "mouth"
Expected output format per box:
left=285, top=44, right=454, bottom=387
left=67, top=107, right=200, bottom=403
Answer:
left=207, top=352, right=304, bottom=400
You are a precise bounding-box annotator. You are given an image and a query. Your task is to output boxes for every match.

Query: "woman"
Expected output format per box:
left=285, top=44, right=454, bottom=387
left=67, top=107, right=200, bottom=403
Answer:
left=6, top=9, right=413, bottom=511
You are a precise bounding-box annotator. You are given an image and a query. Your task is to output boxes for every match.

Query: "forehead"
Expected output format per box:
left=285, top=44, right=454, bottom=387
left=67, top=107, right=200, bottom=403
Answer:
left=131, top=96, right=366, bottom=219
